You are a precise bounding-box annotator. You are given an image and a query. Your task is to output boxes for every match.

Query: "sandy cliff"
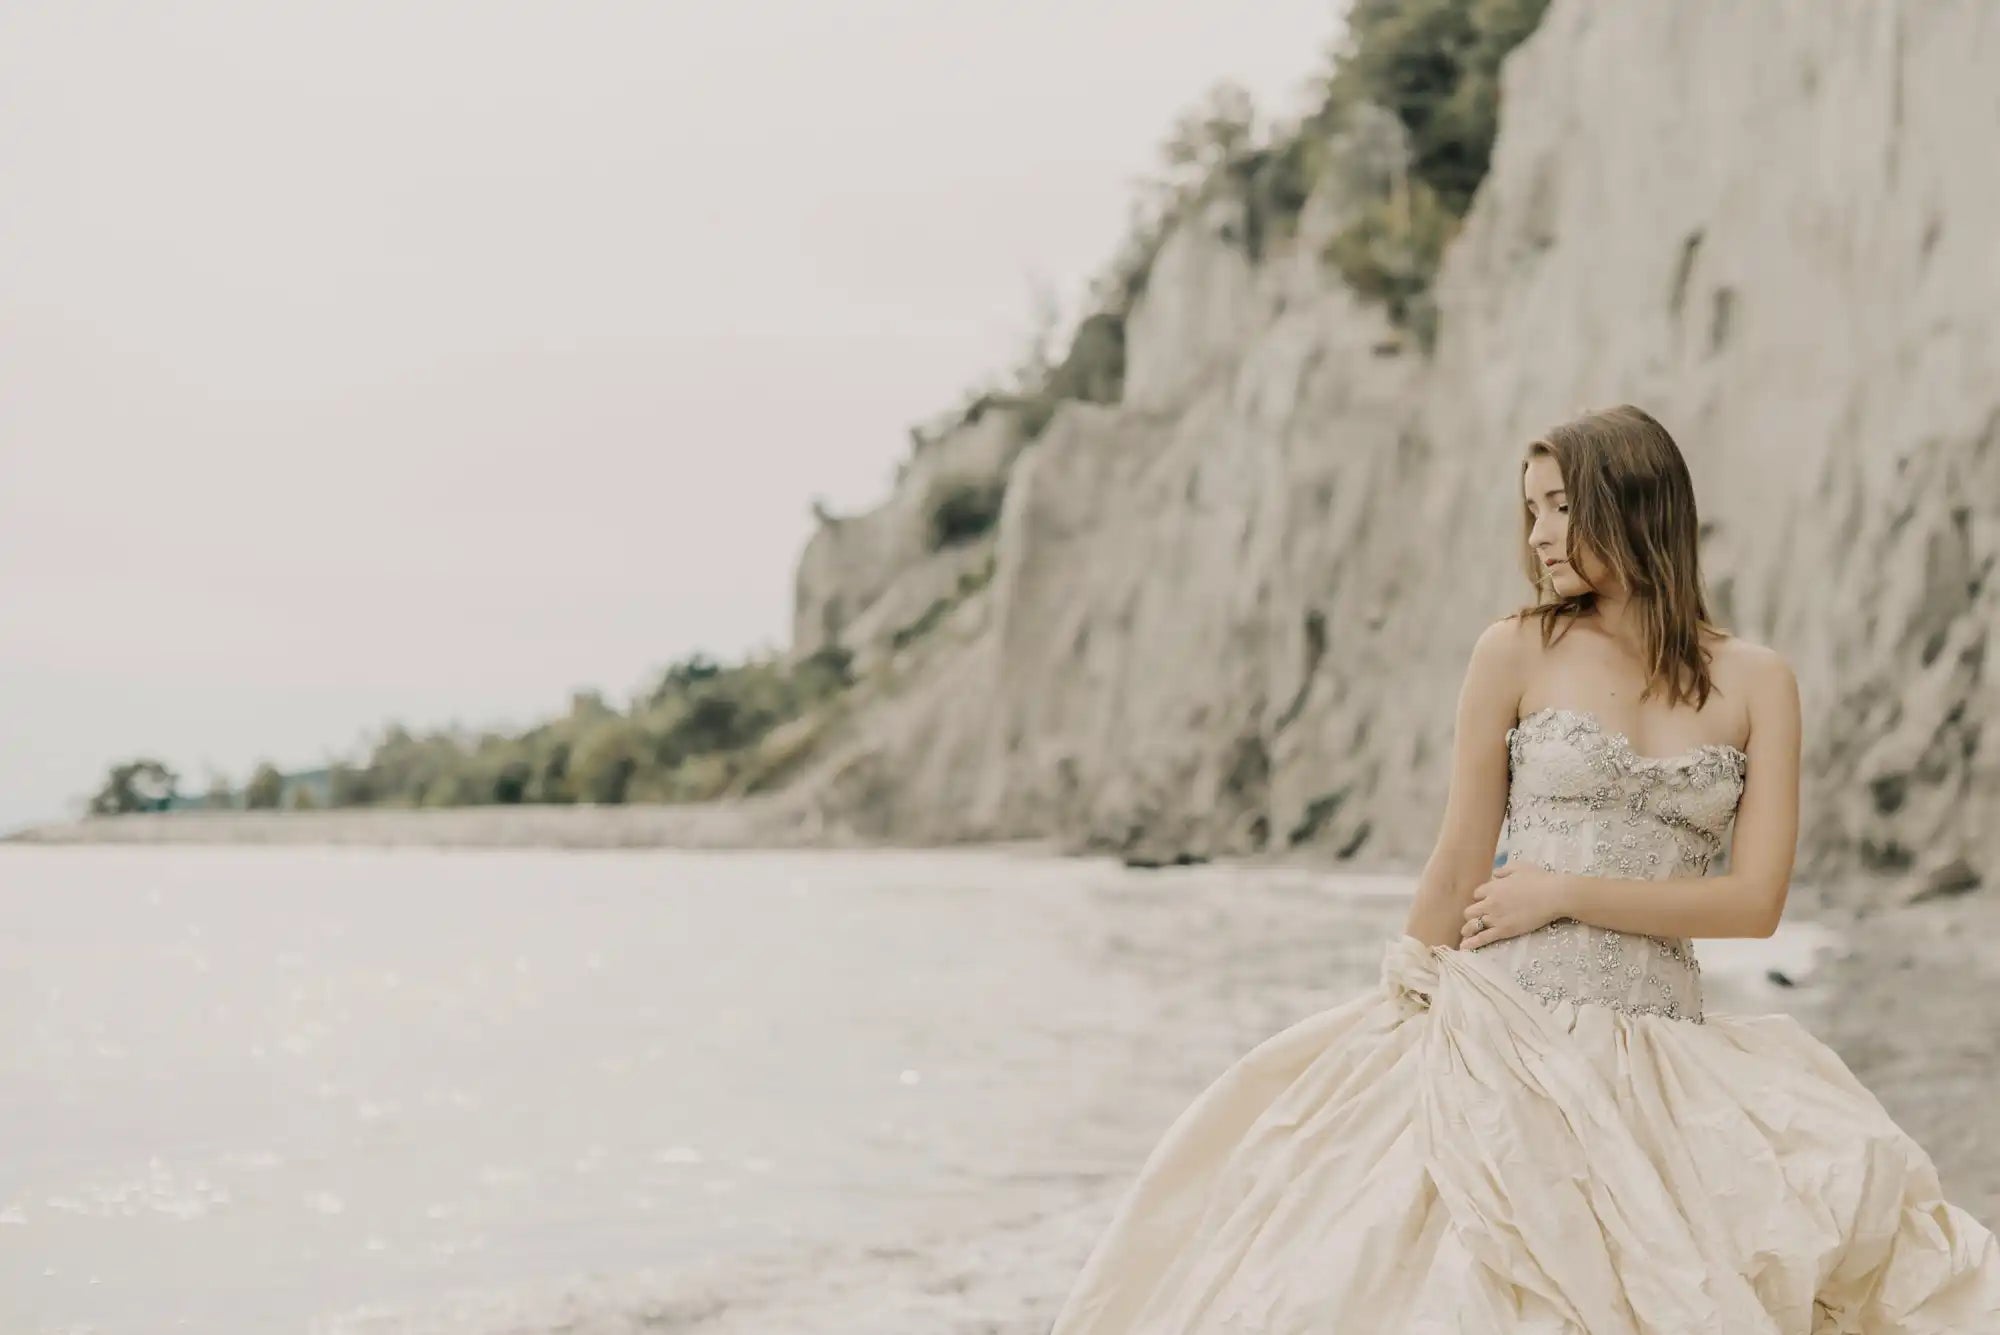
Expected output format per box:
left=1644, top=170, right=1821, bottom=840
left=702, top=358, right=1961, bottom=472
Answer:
left=784, top=0, right=2000, bottom=898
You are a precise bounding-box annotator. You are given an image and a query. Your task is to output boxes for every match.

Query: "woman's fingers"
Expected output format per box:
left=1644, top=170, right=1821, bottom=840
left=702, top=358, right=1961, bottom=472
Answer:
left=1463, top=917, right=1510, bottom=950
left=1461, top=895, right=1498, bottom=941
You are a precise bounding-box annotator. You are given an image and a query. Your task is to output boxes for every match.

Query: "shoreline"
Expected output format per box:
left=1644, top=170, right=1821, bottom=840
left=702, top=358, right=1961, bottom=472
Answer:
left=2, top=801, right=843, bottom=851
left=0, top=806, right=1403, bottom=878
left=7, top=825, right=1992, bottom=1330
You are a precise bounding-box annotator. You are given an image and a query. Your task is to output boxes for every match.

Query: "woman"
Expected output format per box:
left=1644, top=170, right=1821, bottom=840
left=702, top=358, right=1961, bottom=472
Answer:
left=1049, top=405, right=2000, bottom=1332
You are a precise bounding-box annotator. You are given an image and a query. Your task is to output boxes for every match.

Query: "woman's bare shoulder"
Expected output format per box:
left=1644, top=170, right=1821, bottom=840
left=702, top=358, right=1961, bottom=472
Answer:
left=1461, top=611, right=1544, bottom=711
left=1707, top=629, right=1790, bottom=680
left=1472, top=610, right=1543, bottom=666
left=1708, top=631, right=1800, bottom=732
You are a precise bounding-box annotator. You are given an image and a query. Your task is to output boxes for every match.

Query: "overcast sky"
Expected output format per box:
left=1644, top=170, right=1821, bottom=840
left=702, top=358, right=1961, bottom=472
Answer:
left=0, top=0, right=1338, bottom=832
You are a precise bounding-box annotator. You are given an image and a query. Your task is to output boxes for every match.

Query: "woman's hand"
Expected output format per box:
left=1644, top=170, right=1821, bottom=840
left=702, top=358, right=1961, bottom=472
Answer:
left=1460, top=861, right=1572, bottom=950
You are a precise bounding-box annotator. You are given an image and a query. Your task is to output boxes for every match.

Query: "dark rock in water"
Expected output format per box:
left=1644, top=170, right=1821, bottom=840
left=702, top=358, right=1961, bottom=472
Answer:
left=1123, top=850, right=1211, bottom=870
left=1766, top=968, right=1796, bottom=988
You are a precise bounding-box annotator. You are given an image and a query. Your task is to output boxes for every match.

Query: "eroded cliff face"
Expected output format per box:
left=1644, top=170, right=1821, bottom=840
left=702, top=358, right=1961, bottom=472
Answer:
left=786, top=0, right=2000, bottom=898
left=793, top=404, right=1025, bottom=668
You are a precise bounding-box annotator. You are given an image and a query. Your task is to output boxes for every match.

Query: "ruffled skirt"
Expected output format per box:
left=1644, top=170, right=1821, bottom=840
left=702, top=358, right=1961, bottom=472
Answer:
left=1049, top=936, right=2000, bottom=1333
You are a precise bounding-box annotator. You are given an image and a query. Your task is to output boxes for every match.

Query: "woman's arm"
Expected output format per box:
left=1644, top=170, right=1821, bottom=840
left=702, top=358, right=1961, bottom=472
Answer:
left=1403, top=617, right=1524, bottom=948
left=1463, top=648, right=1803, bottom=944
left=1564, top=651, right=1801, bottom=937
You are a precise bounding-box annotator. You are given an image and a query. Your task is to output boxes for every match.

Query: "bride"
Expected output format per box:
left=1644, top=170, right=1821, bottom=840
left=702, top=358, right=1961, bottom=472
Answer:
left=1049, top=405, right=2000, bottom=1332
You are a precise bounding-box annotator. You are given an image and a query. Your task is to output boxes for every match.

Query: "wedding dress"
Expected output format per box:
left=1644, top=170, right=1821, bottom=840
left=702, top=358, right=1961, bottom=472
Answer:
left=1050, top=705, right=2000, bottom=1333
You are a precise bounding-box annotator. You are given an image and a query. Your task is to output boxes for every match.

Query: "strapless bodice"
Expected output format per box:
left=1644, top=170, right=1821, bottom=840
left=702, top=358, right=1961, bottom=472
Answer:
left=1476, top=706, right=1749, bottom=1023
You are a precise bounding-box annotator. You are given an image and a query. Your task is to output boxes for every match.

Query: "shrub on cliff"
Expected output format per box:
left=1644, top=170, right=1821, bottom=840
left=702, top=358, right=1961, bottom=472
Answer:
left=1319, top=173, right=1457, bottom=345
left=927, top=478, right=1007, bottom=550
left=1322, top=0, right=1549, bottom=216
left=1312, top=0, right=1552, bottom=334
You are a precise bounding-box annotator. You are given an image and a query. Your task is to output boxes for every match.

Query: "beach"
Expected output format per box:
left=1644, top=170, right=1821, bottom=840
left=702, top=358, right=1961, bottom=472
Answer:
left=529, top=892, right=1998, bottom=1335
left=7, top=834, right=1984, bottom=1334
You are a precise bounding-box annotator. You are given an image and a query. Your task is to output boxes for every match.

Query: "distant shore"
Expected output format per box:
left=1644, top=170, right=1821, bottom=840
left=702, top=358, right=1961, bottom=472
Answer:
left=0, top=805, right=1321, bottom=871
left=1, top=801, right=838, bottom=851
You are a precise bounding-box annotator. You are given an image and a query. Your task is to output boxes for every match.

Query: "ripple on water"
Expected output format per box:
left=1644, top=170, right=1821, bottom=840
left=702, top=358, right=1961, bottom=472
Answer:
left=46, top=1159, right=232, bottom=1220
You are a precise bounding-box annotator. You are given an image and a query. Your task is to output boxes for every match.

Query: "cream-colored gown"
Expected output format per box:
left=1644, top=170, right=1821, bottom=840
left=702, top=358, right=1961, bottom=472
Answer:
left=1050, top=706, right=2000, bottom=1333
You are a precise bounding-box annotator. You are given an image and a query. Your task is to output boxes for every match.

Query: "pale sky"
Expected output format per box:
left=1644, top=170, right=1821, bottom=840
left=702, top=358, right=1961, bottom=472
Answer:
left=0, top=0, right=1339, bottom=833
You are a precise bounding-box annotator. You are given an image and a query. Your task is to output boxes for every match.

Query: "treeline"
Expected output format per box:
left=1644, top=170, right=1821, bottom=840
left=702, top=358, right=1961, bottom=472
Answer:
left=87, top=648, right=854, bottom=816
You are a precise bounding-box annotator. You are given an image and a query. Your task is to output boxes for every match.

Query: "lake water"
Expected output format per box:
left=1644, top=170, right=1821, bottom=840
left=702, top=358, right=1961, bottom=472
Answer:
left=0, top=844, right=1832, bottom=1334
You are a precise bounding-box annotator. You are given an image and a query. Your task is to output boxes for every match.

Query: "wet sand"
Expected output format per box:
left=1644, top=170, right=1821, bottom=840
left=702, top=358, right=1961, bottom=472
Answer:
left=1809, top=896, right=2000, bottom=1224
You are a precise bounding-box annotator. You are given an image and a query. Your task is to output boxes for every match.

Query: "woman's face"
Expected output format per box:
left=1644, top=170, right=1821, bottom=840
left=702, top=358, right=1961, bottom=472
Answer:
left=1523, top=453, right=1611, bottom=596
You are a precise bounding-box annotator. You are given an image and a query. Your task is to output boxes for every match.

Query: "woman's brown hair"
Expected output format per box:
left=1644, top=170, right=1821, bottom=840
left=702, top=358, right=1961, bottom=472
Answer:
left=1513, top=404, right=1725, bottom=710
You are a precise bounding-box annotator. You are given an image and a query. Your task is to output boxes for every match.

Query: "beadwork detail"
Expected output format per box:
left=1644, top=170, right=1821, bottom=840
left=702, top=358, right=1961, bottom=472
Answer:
left=1477, top=707, right=1749, bottom=1025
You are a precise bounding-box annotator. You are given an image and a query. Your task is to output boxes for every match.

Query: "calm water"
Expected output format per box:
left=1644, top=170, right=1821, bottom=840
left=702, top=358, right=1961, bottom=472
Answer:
left=0, top=845, right=1419, bottom=1333
left=0, top=844, right=1830, bottom=1333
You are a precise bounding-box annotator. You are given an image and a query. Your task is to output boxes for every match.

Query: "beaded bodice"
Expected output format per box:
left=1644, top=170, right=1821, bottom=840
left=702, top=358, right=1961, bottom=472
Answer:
left=1478, top=706, right=1749, bottom=1023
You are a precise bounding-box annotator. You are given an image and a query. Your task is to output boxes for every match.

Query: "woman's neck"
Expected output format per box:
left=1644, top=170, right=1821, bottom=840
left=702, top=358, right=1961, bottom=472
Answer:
left=1587, top=588, right=1637, bottom=642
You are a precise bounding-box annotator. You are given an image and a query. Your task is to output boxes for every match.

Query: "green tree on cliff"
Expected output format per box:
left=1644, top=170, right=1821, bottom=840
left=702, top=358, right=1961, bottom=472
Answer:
left=1321, top=0, right=1551, bottom=216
